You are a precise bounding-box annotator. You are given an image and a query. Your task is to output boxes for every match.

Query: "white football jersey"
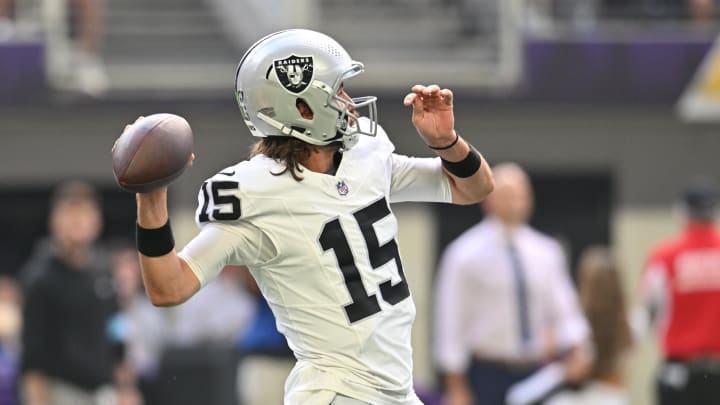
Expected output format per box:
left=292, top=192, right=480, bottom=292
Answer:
left=179, top=119, right=451, bottom=404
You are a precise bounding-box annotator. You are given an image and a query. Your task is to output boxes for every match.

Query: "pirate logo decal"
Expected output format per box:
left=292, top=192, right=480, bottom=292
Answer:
left=273, top=55, right=314, bottom=94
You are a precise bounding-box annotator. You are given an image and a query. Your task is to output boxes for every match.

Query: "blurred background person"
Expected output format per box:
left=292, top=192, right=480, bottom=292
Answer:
left=109, top=241, right=165, bottom=405
left=0, top=277, right=21, bottom=405
left=545, top=246, right=633, bottom=405
left=435, top=162, right=591, bottom=405
left=166, top=265, right=253, bottom=348
left=688, top=0, right=715, bottom=21
left=19, top=181, right=127, bottom=405
left=235, top=266, right=293, bottom=405
left=0, top=0, right=108, bottom=95
left=0, top=0, right=13, bottom=39
left=640, top=177, right=720, bottom=405
left=150, top=265, right=253, bottom=405
left=67, top=0, right=109, bottom=96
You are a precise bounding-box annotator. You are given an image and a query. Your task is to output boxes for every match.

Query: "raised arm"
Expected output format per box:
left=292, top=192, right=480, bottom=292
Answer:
left=136, top=188, right=200, bottom=306
left=404, top=84, right=494, bottom=204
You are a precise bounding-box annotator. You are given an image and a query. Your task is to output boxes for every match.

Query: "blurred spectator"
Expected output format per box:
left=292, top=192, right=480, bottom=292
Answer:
left=545, top=246, right=632, bottom=405
left=69, top=0, right=109, bottom=96
left=127, top=264, right=252, bottom=405
left=109, top=242, right=164, bottom=405
left=235, top=266, right=293, bottom=405
left=19, top=181, right=124, bottom=405
left=0, top=0, right=13, bottom=40
left=640, top=176, right=720, bottom=405
left=688, top=0, right=715, bottom=21
left=166, top=265, right=254, bottom=347
left=0, top=277, right=21, bottom=405
left=0, top=0, right=108, bottom=95
left=435, top=162, right=591, bottom=405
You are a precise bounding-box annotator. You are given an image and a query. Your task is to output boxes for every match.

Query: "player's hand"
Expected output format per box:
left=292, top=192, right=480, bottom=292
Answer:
left=112, top=116, right=145, bottom=154
left=403, top=84, right=456, bottom=148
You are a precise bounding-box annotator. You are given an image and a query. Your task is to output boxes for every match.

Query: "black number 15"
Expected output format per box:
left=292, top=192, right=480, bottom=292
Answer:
left=319, top=197, right=410, bottom=323
left=198, top=181, right=241, bottom=222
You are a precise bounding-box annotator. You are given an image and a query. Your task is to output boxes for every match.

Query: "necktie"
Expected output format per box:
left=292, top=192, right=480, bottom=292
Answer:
left=508, top=238, right=531, bottom=351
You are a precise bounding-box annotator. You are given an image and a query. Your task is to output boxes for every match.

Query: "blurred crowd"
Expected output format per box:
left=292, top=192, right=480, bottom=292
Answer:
left=0, top=167, right=716, bottom=405
left=0, top=181, right=259, bottom=405
left=0, top=0, right=717, bottom=98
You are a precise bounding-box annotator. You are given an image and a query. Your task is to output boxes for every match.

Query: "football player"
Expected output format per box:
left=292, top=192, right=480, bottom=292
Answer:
left=133, top=29, right=494, bottom=405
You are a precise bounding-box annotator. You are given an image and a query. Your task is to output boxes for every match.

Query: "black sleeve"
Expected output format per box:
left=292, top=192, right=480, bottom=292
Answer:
left=21, top=279, right=51, bottom=374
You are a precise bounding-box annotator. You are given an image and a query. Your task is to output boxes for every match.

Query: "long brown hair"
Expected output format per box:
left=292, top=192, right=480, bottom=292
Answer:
left=249, top=136, right=323, bottom=181
left=577, top=246, right=633, bottom=380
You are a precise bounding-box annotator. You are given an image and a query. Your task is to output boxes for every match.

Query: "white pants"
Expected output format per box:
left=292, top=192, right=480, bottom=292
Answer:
left=47, top=379, right=115, bottom=405
left=237, top=356, right=295, bottom=405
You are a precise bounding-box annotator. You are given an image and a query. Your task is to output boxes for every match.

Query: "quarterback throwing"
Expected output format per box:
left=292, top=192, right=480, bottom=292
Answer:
left=131, top=29, right=494, bottom=405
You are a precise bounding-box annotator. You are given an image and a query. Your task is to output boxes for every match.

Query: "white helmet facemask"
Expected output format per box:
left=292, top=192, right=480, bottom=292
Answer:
left=234, top=29, right=378, bottom=151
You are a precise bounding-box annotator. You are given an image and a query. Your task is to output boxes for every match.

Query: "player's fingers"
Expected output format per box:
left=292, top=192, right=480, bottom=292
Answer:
left=423, top=84, right=441, bottom=96
left=441, top=88, right=454, bottom=106
left=188, top=153, right=196, bottom=167
left=134, top=116, right=144, bottom=123
left=411, top=84, right=426, bottom=95
left=411, top=92, right=424, bottom=118
left=403, top=92, right=417, bottom=106
left=404, top=89, right=425, bottom=114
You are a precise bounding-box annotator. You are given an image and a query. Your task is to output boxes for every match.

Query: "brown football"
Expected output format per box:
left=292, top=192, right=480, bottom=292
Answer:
left=112, top=113, right=194, bottom=193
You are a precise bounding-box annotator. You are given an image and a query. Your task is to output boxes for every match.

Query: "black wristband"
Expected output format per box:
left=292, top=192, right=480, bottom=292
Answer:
left=136, top=220, right=175, bottom=257
left=441, top=146, right=482, bottom=178
left=427, top=132, right=460, bottom=150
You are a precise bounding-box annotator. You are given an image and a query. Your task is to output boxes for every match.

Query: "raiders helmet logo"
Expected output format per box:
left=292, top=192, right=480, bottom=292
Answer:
left=273, top=55, right=314, bottom=94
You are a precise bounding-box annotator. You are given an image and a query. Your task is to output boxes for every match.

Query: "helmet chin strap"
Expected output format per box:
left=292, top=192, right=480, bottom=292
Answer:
left=256, top=111, right=320, bottom=144
left=257, top=111, right=358, bottom=150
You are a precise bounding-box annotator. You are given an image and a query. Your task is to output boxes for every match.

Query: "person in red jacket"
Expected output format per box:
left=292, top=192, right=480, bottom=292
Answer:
left=641, top=177, right=720, bottom=405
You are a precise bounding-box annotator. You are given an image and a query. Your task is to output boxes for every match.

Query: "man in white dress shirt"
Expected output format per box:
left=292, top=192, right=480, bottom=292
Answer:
left=435, top=163, right=591, bottom=405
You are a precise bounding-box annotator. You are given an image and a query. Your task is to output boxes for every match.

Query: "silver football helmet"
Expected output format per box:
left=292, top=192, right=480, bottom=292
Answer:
left=234, top=29, right=377, bottom=150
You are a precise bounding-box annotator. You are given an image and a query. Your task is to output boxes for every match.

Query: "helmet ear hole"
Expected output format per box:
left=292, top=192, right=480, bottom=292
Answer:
left=296, top=98, right=314, bottom=119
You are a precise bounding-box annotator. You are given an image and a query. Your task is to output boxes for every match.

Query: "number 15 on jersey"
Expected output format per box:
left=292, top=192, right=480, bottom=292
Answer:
left=319, top=197, right=410, bottom=324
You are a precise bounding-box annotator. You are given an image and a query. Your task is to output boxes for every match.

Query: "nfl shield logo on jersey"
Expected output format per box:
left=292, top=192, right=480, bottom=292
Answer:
left=336, top=180, right=349, bottom=196
left=274, top=55, right=314, bottom=94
